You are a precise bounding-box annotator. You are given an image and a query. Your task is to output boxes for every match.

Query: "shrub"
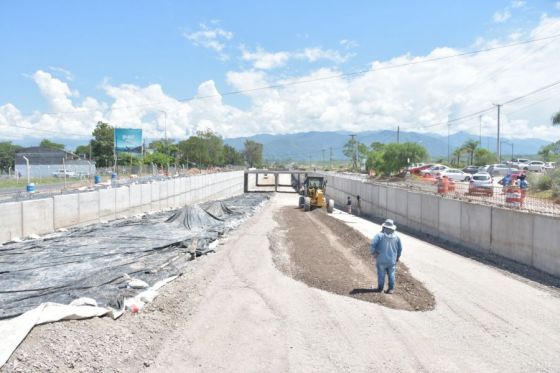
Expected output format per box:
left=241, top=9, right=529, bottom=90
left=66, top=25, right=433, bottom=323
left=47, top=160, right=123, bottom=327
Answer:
left=536, top=174, right=553, bottom=191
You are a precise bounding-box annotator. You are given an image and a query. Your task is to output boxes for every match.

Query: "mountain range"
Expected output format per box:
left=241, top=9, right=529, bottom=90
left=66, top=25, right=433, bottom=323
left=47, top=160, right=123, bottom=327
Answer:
left=224, top=130, right=550, bottom=161
left=12, top=130, right=550, bottom=162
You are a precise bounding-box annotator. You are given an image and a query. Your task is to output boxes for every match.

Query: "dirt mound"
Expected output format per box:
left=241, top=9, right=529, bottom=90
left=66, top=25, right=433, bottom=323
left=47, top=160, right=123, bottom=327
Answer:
left=272, top=207, right=435, bottom=311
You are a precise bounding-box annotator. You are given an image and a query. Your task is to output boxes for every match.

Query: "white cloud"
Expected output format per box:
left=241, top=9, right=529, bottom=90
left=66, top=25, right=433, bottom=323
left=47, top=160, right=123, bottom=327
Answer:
left=511, top=0, right=525, bottom=9
left=339, top=39, right=359, bottom=49
left=2, top=17, right=560, bottom=142
left=183, top=22, right=233, bottom=59
left=241, top=46, right=351, bottom=70
left=494, top=9, right=512, bottom=23
left=240, top=47, right=291, bottom=69
left=48, top=66, right=74, bottom=81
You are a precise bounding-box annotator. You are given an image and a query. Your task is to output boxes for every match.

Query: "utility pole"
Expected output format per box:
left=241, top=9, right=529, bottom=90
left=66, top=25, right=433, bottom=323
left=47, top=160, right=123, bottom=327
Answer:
left=329, top=147, right=333, bottom=170
left=494, top=104, right=502, bottom=161
left=447, top=122, right=450, bottom=164
left=349, top=134, right=357, bottom=170
left=397, top=126, right=400, bottom=144
left=321, top=148, right=326, bottom=169
left=479, top=115, right=482, bottom=147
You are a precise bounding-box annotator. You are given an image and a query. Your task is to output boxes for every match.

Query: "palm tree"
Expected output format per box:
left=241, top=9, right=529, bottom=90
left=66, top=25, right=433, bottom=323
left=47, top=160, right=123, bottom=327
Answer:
left=553, top=110, right=560, bottom=125
left=452, top=148, right=463, bottom=166
left=461, top=139, right=479, bottom=165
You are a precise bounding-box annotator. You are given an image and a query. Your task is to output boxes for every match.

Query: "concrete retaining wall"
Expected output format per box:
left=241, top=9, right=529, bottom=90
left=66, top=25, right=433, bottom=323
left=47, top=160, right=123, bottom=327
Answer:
left=0, top=171, right=244, bottom=242
left=0, top=202, right=22, bottom=242
left=324, top=173, right=560, bottom=277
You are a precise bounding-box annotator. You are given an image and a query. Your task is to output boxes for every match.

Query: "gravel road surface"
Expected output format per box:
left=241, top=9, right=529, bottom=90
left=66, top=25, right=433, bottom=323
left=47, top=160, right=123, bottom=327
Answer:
left=149, top=193, right=560, bottom=372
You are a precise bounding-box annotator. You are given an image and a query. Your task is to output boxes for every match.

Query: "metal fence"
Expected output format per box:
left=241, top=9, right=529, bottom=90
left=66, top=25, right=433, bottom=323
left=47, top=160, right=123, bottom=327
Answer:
left=327, top=172, right=560, bottom=216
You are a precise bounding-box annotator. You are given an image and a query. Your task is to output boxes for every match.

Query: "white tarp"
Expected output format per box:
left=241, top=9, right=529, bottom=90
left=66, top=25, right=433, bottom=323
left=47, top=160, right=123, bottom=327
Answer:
left=0, top=275, right=177, bottom=368
left=0, top=302, right=121, bottom=367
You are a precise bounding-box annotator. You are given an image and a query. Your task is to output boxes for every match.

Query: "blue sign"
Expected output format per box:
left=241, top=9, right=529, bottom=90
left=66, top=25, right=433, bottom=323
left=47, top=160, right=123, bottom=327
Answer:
left=115, top=128, right=143, bottom=154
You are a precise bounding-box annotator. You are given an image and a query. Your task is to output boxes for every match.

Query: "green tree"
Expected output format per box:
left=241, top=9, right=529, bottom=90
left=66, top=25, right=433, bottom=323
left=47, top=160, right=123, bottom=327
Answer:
left=461, top=139, right=478, bottom=165
left=39, top=138, right=65, bottom=150
left=473, top=148, right=497, bottom=166
left=144, top=151, right=174, bottom=168
left=223, top=144, right=244, bottom=165
left=375, top=142, right=428, bottom=175
left=243, top=140, right=263, bottom=168
left=176, top=130, right=225, bottom=167
left=75, top=144, right=91, bottom=158
left=90, top=121, right=114, bottom=167
left=117, top=153, right=143, bottom=167
left=343, top=136, right=358, bottom=170
left=149, top=139, right=178, bottom=159
left=553, top=110, right=560, bottom=125
left=370, top=142, right=386, bottom=153
left=538, top=141, right=560, bottom=162
left=0, top=141, right=22, bottom=172
left=452, top=147, right=464, bottom=166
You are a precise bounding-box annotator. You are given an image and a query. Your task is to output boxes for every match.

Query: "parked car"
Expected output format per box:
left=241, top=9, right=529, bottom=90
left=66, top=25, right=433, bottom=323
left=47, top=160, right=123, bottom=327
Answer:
left=409, top=164, right=433, bottom=175
left=463, top=165, right=480, bottom=174
left=544, top=162, right=556, bottom=169
left=487, top=164, right=513, bottom=176
left=523, top=161, right=545, bottom=172
left=52, top=169, right=76, bottom=178
left=468, top=173, right=494, bottom=196
left=510, top=158, right=531, bottom=169
left=440, top=168, right=471, bottom=181
left=478, top=165, right=491, bottom=173
left=420, top=164, right=449, bottom=177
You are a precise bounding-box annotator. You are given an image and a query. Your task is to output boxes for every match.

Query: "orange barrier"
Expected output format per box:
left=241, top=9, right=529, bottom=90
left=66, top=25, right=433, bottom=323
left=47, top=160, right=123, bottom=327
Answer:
left=437, top=177, right=449, bottom=194
left=505, top=186, right=522, bottom=208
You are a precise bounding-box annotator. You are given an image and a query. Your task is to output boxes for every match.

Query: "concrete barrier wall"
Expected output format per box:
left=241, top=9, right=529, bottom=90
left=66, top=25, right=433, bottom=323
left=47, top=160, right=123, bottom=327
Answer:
left=0, top=171, right=244, bottom=243
left=533, top=215, right=560, bottom=275
left=0, top=202, right=22, bottom=242
left=99, top=188, right=116, bottom=221
left=323, top=173, right=560, bottom=277
left=79, top=191, right=100, bottom=225
left=22, top=199, right=54, bottom=237
left=53, top=194, right=79, bottom=229
left=491, top=208, right=534, bottom=265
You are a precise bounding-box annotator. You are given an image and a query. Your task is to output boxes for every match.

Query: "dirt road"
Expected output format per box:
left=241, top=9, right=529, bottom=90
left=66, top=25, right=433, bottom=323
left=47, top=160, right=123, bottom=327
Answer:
left=148, top=193, right=560, bottom=372
left=4, top=192, right=560, bottom=372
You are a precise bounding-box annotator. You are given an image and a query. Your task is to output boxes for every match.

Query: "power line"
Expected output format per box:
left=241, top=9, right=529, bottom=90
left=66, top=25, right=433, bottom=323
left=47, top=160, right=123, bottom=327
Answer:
left=415, top=78, right=560, bottom=130
left=25, top=32, right=560, bottom=117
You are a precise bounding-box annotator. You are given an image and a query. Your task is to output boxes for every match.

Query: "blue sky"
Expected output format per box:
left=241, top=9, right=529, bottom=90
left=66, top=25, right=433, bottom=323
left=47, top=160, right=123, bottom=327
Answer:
left=1, top=0, right=560, bottom=141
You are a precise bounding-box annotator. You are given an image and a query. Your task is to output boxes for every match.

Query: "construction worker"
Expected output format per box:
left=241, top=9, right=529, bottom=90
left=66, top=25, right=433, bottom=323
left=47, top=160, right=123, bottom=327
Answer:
left=370, top=219, right=403, bottom=294
left=346, top=196, right=352, bottom=214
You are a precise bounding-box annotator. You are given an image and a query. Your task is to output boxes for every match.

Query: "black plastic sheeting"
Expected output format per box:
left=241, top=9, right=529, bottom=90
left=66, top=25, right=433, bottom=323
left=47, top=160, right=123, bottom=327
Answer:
left=0, top=194, right=269, bottom=319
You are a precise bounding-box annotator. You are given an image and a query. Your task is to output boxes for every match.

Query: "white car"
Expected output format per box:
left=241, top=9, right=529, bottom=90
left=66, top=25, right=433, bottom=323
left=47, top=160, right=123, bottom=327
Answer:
left=52, top=169, right=76, bottom=178
left=487, top=164, right=513, bottom=176
left=511, top=158, right=531, bottom=169
left=440, top=168, right=471, bottom=182
left=544, top=162, right=556, bottom=169
left=522, top=161, right=545, bottom=172
left=468, top=172, right=494, bottom=196
left=420, top=164, right=449, bottom=177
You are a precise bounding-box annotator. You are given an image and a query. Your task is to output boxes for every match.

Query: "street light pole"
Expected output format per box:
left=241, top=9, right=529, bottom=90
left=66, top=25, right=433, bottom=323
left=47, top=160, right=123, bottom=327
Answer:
left=159, top=110, right=168, bottom=175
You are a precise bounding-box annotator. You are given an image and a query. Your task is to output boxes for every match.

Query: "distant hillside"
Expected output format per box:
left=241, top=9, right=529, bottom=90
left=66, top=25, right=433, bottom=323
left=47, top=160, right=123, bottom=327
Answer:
left=224, top=130, right=550, bottom=161
left=11, top=130, right=550, bottom=162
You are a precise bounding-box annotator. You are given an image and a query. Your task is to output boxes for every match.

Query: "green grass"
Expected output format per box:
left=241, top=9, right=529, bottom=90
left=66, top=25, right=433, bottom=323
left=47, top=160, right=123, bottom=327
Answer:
left=0, top=177, right=84, bottom=189
left=528, top=189, right=554, bottom=200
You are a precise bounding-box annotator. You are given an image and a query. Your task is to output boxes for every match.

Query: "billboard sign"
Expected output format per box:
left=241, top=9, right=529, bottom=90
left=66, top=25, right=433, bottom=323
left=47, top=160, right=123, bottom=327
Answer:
left=115, top=128, right=143, bottom=155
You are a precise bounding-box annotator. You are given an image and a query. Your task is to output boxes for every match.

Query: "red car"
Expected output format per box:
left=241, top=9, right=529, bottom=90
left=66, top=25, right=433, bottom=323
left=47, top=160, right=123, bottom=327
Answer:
left=408, top=164, right=433, bottom=175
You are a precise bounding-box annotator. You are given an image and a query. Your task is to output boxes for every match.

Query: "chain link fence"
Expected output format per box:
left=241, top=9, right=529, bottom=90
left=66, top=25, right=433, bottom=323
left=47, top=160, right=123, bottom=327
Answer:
left=327, top=171, right=560, bottom=216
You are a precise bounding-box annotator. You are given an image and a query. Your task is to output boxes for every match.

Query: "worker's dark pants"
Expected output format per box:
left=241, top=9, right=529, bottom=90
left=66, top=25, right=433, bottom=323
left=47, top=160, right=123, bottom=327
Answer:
left=376, top=262, right=396, bottom=290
